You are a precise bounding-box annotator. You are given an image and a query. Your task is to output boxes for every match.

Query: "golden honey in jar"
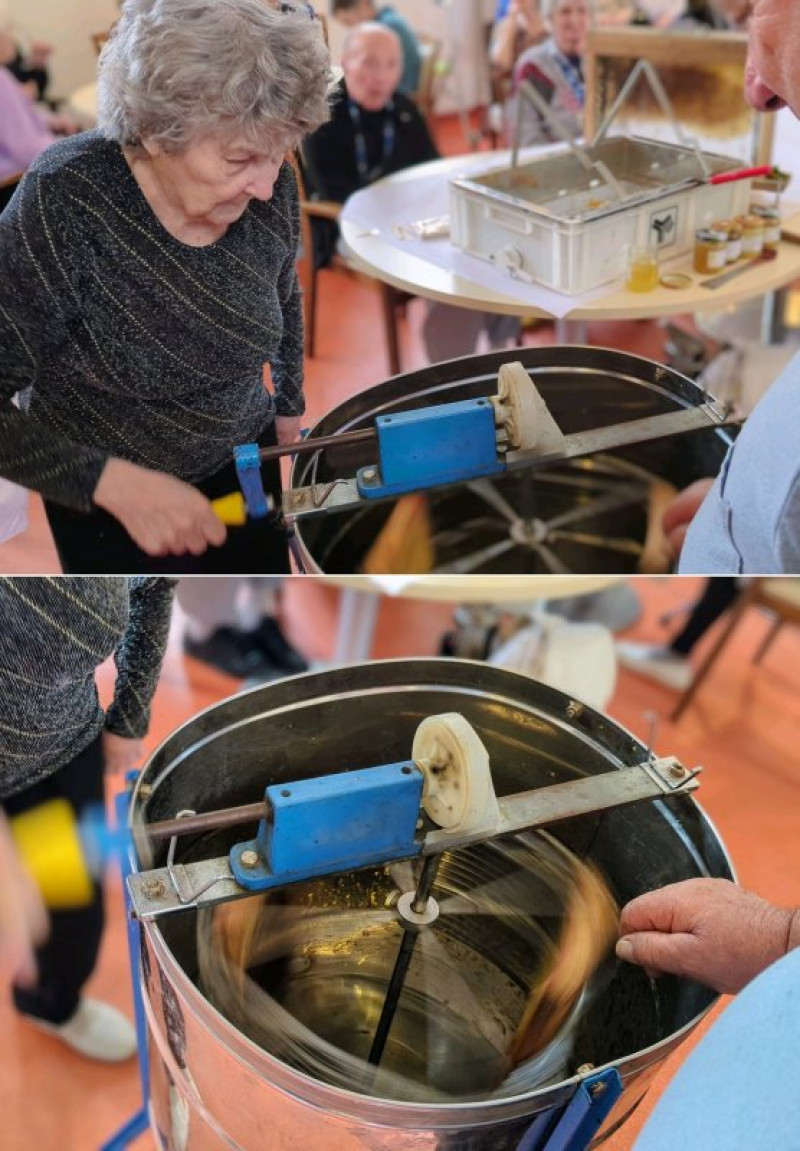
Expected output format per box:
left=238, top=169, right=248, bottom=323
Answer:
left=694, top=229, right=728, bottom=275
left=626, top=245, right=660, bottom=292
left=740, top=214, right=765, bottom=256
left=715, top=219, right=742, bottom=263
left=750, top=205, right=781, bottom=250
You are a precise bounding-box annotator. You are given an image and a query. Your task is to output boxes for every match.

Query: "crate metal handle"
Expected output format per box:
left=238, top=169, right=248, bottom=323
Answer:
left=511, top=80, right=626, bottom=202
left=591, top=59, right=710, bottom=180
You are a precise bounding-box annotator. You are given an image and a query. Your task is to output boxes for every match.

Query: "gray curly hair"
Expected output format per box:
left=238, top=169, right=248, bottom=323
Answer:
left=98, top=0, right=332, bottom=152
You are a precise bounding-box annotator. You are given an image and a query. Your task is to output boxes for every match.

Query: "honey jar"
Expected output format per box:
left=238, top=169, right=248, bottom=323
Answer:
left=739, top=215, right=765, bottom=257
left=750, top=205, right=781, bottom=250
left=694, top=229, right=728, bottom=274
left=714, top=219, right=742, bottom=263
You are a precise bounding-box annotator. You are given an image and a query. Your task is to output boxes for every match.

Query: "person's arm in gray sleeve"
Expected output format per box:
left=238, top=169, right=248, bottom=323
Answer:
left=0, top=173, right=110, bottom=509
left=104, top=579, right=176, bottom=740
left=269, top=163, right=305, bottom=420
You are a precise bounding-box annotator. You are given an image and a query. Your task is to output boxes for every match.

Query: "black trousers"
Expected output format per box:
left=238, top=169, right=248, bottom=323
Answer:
left=45, top=423, right=291, bottom=575
left=671, top=578, right=739, bottom=656
left=4, top=734, right=105, bottom=1025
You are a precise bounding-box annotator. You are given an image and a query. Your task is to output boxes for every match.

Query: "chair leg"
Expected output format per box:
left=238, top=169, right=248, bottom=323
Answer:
left=670, top=584, right=759, bottom=722
left=306, top=264, right=319, bottom=358
left=379, top=284, right=401, bottom=376
left=753, top=616, right=783, bottom=665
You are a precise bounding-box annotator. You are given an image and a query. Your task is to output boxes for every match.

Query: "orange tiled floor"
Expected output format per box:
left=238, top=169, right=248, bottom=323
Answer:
left=2, top=576, right=799, bottom=1149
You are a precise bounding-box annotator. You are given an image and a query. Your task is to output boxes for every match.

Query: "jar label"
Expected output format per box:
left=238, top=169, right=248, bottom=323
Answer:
left=708, top=249, right=726, bottom=269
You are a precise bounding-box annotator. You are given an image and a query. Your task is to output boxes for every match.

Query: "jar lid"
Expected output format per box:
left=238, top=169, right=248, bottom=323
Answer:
left=660, top=272, right=692, bottom=289
left=750, top=204, right=780, bottom=220
left=696, top=228, right=728, bottom=243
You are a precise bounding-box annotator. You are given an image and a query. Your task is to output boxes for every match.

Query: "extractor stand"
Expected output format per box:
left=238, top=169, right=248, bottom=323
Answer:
left=105, top=713, right=702, bottom=1151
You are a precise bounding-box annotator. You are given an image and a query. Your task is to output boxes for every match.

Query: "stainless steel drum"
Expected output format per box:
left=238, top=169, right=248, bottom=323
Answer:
left=132, top=660, right=733, bottom=1151
left=289, top=347, right=734, bottom=574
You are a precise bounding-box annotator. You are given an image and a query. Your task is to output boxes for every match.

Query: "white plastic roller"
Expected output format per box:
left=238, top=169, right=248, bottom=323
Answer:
left=491, top=361, right=567, bottom=455
left=412, top=713, right=501, bottom=834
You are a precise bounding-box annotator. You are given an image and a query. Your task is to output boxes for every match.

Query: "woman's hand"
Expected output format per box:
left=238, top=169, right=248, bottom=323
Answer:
left=616, top=878, right=800, bottom=994
left=102, top=732, right=145, bottom=776
left=275, top=415, right=303, bottom=447
left=662, top=478, right=714, bottom=557
left=0, top=813, right=49, bottom=989
left=94, top=459, right=227, bottom=557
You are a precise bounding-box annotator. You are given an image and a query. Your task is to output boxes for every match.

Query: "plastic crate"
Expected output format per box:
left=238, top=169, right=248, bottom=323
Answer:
left=450, top=137, right=753, bottom=295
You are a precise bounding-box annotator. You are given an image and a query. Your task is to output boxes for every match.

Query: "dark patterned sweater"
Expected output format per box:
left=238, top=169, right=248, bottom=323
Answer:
left=0, top=132, right=304, bottom=512
left=0, top=577, right=174, bottom=798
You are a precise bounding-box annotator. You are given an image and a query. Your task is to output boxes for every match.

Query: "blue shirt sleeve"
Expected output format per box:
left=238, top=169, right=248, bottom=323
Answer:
left=634, top=948, right=800, bottom=1150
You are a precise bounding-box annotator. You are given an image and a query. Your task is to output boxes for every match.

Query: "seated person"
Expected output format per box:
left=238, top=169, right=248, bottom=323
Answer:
left=488, top=0, right=547, bottom=93
left=704, top=0, right=751, bottom=27
left=508, top=0, right=589, bottom=147
left=303, top=23, right=520, bottom=362
left=0, top=66, right=56, bottom=188
left=635, top=0, right=690, bottom=24
left=0, top=23, right=51, bottom=103
left=330, top=0, right=422, bottom=96
left=593, top=0, right=636, bottom=24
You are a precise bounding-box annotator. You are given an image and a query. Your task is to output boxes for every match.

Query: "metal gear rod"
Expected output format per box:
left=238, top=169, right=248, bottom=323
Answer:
left=366, top=854, right=442, bottom=1068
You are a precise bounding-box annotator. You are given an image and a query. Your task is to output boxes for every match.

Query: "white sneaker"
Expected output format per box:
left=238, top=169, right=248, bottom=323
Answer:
left=615, top=642, right=694, bottom=691
left=24, top=997, right=137, bottom=1062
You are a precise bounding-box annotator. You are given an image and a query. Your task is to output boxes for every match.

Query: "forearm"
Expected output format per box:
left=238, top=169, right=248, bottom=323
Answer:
left=489, top=19, right=517, bottom=76
left=0, top=405, right=108, bottom=510
left=105, top=579, right=175, bottom=738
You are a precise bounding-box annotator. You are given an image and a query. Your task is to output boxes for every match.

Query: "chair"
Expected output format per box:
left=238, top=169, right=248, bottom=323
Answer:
left=0, top=171, right=24, bottom=211
left=671, top=579, right=800, bottom=721
left=408, top=34, right=442, bottom=126
left=91, top=30, right=112, bottom=56
left=290, top=152, right=407, bottom=376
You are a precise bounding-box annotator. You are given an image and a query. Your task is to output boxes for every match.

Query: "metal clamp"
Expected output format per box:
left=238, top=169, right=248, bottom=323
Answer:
left=516, top=1067, right=623, bottom=1151
left=233, top=442, right=273, bottom=519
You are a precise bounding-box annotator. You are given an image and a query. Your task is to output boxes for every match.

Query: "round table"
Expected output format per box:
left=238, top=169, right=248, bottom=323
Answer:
left=339, top=151, right=800, bottom=333
left=330, top=574, right=619, bottom=662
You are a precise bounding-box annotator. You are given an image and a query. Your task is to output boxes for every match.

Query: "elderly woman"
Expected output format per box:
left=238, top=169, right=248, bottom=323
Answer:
left=1, top=576, right=174, bottom=1060
left=507, top=0, right=589, bottom=147
left=0, top=0, right=330, bottom=574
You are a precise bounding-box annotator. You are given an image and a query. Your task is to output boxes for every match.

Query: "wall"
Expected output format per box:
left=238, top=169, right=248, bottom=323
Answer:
left=5, top=0, right=118, bottom=97
left=5, top=0, right=493, bottom=111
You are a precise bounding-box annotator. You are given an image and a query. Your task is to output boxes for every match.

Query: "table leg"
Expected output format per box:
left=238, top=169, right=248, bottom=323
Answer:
left=334, top=589, right=381, bottom=663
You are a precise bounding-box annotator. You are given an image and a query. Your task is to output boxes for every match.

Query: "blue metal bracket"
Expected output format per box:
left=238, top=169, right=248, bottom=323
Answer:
left=357, top=398, right=504, bottom=500
left=230, top=761, right=425, bottom=890
left=233, top=442, right=273, bottom=519
left=100, top=777, right=150, bottom=1151
left=516, top=1068, right=624, bottom=1151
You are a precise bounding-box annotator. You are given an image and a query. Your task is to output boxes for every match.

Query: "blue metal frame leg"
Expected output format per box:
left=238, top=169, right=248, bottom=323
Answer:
left=100, top=781, right=152, bottom=1151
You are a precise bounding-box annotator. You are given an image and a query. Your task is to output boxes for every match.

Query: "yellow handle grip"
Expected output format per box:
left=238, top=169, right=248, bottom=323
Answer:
left=211, top=492, right=247, bottom=526
left=10, top=799, right=94, bottom=909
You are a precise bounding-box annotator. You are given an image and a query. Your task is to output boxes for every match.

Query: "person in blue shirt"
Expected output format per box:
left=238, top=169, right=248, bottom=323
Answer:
left=617, top=876, right=800, bottom=1149
left=330, top=0, right=422, bottom=95
left=665, top=0, right=800, bottom=574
